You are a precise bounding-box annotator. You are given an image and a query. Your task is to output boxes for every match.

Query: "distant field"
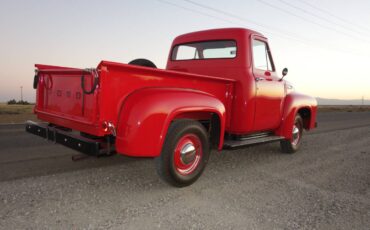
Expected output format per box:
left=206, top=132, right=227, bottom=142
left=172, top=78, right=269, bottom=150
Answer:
left=318, top=105, right=370, bottom=112
left=0, top=103, right=37, bottom=124
left=0, top=104, right=369, bottom=124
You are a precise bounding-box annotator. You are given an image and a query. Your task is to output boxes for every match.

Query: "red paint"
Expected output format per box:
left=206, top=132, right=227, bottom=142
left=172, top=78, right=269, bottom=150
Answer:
left=275, top=92, right=317, bottom=140
left=115, top=87, right=227, bottom=157
left=33, top=28, right=317, bottom=157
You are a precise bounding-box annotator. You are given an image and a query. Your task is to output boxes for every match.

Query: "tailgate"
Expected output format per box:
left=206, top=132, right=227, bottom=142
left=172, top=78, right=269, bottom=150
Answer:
left=34, top=64, right=99, bottom=127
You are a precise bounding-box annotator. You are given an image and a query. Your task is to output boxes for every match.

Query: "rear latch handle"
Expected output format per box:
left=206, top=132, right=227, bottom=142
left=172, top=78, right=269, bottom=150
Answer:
left=33, top=70, right=39, bottom=89
left=81, top=68, right=99, bottom=95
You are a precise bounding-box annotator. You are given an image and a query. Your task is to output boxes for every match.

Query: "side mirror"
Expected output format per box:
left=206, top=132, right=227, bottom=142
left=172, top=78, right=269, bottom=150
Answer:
left=282, top=68, right=288, bottom=76
left=280, top=67, right=288, bottom=81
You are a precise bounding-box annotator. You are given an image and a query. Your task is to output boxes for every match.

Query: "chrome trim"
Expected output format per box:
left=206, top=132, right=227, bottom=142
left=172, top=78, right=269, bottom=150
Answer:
left=103, top=121, right=117, bottom=136
left=292, top=125, right=300, bottom=145
left=180, top=143, right=196, bottom=165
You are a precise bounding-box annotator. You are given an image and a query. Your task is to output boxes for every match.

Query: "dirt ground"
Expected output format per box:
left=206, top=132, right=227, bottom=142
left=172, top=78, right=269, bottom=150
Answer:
left=0, top=112, right=369, bottom=229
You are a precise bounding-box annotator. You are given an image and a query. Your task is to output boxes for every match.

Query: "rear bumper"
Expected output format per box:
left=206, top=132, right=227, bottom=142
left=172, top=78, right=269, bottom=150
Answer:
left=25, top=120, right=111, bottom=156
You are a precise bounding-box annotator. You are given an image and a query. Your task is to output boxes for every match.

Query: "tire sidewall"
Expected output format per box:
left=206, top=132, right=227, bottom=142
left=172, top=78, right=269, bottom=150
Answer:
left=164, top=121, right=210, bottom=185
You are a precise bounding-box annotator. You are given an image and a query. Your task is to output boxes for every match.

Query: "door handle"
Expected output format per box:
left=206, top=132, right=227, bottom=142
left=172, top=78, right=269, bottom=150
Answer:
left=264, top=71, right=271, bottom=77
left=255, top=77, right=265, bottom=81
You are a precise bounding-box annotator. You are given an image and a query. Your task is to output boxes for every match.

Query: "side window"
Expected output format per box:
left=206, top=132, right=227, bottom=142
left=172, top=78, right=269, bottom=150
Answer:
left=252, top=39, right=273, bottom=71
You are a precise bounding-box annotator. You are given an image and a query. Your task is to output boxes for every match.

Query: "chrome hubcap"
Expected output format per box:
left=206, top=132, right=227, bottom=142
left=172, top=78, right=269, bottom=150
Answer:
left=174, top=134, right=203, bottom=176
left=292, top=125, right=300, bottom=145
left=180, top=143, right=196, bottom=165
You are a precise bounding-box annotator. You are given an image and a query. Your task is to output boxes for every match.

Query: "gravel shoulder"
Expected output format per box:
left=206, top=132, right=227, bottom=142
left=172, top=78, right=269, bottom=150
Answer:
left=0, top=112, right=369, bottom=229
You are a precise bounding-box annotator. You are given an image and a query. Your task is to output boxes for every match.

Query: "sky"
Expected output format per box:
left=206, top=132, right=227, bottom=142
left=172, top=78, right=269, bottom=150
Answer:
left=0, top=0, right=370, bottom=102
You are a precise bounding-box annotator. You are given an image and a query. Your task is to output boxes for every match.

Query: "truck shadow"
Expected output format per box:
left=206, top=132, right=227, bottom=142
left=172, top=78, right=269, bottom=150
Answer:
left=0, top=151, right=142, bottom=182
left=0, top=141, right=284, bottom=185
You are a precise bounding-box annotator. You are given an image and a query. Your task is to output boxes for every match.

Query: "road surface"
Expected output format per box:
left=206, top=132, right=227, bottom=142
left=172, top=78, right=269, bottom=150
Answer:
left=0, top=112, right=369, bottom=229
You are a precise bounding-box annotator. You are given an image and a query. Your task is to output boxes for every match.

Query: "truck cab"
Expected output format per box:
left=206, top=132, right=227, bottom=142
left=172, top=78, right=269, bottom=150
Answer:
left=167, top=28, right=288, bottom=134
left=27, top=28, right=317, bottom=187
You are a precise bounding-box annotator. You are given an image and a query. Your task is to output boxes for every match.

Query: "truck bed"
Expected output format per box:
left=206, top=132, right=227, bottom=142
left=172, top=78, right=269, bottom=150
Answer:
left=34, top=61, right=235, bottom=136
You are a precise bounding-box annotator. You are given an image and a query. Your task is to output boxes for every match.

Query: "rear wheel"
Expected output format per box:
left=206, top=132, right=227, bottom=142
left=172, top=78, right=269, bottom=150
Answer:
left=280, top=114, right=303, bottom=153
left=155, top=119, right=210, bottom=187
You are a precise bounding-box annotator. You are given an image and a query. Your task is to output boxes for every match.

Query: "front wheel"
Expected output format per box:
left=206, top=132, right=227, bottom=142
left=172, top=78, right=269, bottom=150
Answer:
left=280, top=114, right=303, bottom=154
left=155, top=119, right=210, bottom=187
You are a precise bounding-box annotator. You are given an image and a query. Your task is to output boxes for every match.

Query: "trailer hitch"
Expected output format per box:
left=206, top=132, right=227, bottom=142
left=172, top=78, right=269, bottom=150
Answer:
left=81, top=68, right=99, bottom=95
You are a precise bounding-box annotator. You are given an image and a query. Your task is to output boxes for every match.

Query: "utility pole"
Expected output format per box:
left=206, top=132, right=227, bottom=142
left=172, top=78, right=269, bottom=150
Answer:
left=362, top=96, right=364, bottom=106
left=20, top=86, right=23, bottom=102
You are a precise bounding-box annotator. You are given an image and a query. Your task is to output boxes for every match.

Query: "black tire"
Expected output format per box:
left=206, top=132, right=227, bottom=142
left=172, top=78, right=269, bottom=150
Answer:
left=280, top=114, right=303, bottom=154
left=155, top=119, right=210, bottom=187
left=128, top=58, right=157, bottom=68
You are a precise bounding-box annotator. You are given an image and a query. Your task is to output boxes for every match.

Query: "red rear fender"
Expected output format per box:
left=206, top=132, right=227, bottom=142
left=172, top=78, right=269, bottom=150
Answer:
left=115, top=88, right=226, bottom=157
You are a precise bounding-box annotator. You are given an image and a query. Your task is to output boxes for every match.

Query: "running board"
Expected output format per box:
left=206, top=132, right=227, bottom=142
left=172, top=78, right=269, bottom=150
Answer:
left=223, top=136, right=284, bottom=149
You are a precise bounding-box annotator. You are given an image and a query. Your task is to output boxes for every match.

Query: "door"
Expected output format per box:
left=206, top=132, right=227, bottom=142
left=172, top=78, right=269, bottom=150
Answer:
left=252, top=38, right=285, bottom=131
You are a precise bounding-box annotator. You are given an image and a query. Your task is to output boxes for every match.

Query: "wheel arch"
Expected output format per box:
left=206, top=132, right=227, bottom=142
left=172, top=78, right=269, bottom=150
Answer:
left=115, top=87, right=226, bottom=157
left=276, top=92, right=317, bottom=139
left=169, top=108, right=223, bottom=150
left=297, top=107, right=312, bottom=130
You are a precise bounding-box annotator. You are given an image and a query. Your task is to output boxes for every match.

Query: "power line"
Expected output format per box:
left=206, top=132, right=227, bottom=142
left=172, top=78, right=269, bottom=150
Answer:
left=180, top=0, right=370, bottom=56
left=156, top=0, right=240, bottom=28
left=155, top=0, right=370, bottom=57
left=257, top=0, right=370, bottom=44
left=157, top=0, right=311, bottom=44
left=297, top=0, right=370, bottom=34
left=181, top=0, right=310, bottom=42
left=179, top=0, right=320, bottom=43
left=275, top=0, right=370, bottom=38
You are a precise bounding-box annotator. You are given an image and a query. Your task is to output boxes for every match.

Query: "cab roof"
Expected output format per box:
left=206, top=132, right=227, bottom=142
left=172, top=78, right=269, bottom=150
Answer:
left=172, top=28, right=264, bottom=45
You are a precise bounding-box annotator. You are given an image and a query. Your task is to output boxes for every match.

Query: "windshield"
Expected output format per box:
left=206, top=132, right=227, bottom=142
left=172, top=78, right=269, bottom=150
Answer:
left=171, top=40, right=237, bottom=61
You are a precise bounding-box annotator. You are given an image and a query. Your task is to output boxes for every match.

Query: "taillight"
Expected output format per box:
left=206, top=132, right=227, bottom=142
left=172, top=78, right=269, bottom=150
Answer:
left=102, top=121, right=116, bottom=136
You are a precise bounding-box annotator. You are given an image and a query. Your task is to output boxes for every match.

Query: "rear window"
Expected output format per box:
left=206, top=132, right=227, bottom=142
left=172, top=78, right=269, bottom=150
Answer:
left=171, top=40, right=237, bottom=61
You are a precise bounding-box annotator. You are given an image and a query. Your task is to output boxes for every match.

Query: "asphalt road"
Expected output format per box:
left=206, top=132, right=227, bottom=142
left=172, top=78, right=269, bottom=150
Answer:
left=0, top=112, right=369, bottom=229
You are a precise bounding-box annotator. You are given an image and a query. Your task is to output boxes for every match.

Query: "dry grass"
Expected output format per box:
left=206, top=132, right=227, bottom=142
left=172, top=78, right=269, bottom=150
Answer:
left=0, top=103, right=37, bottom=124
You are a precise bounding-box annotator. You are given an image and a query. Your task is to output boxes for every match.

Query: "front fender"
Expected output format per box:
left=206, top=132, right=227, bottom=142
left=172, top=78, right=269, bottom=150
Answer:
left=276, top=92, right=317, bottom=139
left=115, top=88, right=226, bottom=157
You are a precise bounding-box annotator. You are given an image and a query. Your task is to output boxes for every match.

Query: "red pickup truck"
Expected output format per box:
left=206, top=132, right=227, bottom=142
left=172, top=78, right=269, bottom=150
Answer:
left=27, top=28, right=317, bottom=187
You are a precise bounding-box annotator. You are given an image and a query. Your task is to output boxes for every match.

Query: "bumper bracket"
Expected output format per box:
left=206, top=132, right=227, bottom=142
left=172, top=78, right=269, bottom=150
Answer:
left=25, top=120, right=110, bottom=156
